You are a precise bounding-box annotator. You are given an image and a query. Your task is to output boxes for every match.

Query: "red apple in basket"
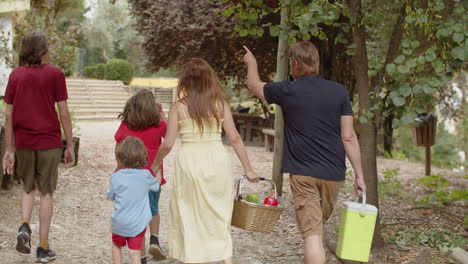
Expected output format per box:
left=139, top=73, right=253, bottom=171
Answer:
left=263, top=196, right=278, bottom=206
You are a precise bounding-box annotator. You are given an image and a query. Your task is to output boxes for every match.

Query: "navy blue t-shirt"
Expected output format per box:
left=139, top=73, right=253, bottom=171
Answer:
left=264, top=75, right=353, bottom=181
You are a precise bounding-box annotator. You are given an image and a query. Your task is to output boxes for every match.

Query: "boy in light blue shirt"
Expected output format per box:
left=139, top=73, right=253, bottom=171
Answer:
left=107, top=137, right=160, bottom=264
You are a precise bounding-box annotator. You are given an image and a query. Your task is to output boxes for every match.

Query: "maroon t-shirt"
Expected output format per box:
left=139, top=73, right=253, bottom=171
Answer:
left=4, top=64, right=68, bottom=150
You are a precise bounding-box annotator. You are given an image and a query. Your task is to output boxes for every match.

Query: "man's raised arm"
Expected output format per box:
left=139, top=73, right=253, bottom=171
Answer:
left=243, top=46, right=267, bottom=101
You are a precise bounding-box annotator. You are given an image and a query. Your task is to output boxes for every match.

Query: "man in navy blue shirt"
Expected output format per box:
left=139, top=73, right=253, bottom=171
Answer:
left=243, top=41, right=366, bottom=264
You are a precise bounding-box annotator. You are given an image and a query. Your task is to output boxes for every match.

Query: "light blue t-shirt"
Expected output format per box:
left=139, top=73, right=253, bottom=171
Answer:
left=107, top=168, right=160, bottom=237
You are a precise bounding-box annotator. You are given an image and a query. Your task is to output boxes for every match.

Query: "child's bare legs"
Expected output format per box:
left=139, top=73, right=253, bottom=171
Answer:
left=130, top=249, right=142, bottom=264
left=112, top=243, right=123, bottom=264
left=140, top=236, right=145, bottom=257
left=149, top=214, right=160, bottom=236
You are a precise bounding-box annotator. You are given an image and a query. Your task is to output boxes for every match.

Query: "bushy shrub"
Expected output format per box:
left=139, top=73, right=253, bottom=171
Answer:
left=104, top=59, right=134, bottom=85
left=95, top=63, right=106, bottom=79
left=84, top=65, right=97, bottom=78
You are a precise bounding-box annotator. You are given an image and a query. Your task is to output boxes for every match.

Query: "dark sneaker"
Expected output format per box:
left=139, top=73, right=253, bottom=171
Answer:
left=141, top=256, right=147, bottom=264
left=36, top=247, right=56, bottom=263
left=16, top=222, right=32, bottom=254
left=148, top=235, right=166, bottom=260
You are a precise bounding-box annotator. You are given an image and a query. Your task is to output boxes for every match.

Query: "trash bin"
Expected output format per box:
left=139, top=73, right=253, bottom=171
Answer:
left=336, top=193, right=378, bottom=262
left=412, top=113, right=437, bottom=147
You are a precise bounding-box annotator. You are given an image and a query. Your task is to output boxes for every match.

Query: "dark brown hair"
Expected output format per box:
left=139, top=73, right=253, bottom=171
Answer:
left=177, top=58, right=225, bottom=132
left=118, top=89, right=161, bottom=130
left=19, top=32, right=49, bottom=66
left=115, top=136, right=148, bottom=169
left=289, top=41, right=320, bottom=75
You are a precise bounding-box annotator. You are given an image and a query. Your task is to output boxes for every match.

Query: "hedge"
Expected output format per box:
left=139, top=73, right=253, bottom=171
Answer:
left=83, top=60, right=134, bottom=84
left=95, top=63, right=106, bottom=79
left=104, top=59, right=134, bottom=85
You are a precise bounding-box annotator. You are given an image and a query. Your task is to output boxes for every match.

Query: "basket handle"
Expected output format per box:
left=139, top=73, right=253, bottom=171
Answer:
left=354, top=192, right=367, bottom=216
left=236, top=176, right=278, bottom=200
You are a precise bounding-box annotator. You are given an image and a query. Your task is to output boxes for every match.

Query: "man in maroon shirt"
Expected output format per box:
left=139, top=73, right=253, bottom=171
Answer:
left=3, top=32, right=75, bottom=263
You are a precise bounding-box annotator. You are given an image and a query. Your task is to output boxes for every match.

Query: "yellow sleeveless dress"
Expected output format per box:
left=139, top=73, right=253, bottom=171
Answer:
left=168, top=118, right=233, bottom=263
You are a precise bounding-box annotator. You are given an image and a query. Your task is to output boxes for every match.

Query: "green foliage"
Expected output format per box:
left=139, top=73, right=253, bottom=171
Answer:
left=0, top=32, right=14, bottom=68
left=82, top=0, right=148, bottom=76
left=385, top=229, right=466, bottom=252
left=84, top=63, right=106, bottom=79
left=222, top=0, right=465, bottom=127
left=417, top=174, right=468, bottom=205
left=84, top=65, right=97, bottom=79
left=378, top=169, right=403, bottom=199
left=95, top=63, right=106, bottom=80
left=104, top=59, right=134, bottom=85
left=14, top=0, right=82, bottom=76
left=392, top=122, right=461, bottom=169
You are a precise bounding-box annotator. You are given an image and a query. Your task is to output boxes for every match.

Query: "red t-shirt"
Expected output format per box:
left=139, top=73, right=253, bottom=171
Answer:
left=4, top=64, right=68, bottom=150
left=114, top=121, right=167, bottom=185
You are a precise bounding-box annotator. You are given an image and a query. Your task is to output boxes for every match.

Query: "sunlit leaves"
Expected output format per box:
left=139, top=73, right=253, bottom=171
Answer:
left=451, top=46, right=465, bottom=60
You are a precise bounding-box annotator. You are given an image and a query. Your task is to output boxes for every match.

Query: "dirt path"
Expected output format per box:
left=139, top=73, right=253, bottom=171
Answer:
left=0, top=121, right=464, bottom=263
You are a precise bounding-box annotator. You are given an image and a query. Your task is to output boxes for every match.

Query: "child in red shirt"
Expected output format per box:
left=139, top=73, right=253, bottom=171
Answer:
left=114, top=89, right=167, bottom=262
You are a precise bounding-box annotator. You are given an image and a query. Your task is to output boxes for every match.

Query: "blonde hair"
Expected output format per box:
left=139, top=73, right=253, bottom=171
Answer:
left=289, top=41, right=320, bottom=75
left=115, top=137, right=148, bottom=169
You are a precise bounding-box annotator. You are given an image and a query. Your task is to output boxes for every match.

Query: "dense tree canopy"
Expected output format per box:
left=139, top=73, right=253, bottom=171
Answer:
left=82, top=0, right=141, bottom=69
left=127, top=0, right=278, bottom=82
left=14, top=0, right=84, bottom=76
left=221, top=0, right=465, bottom=247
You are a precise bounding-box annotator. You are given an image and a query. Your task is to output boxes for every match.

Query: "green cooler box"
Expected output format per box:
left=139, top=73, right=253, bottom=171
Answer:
left=336, top=193, right=378, bottom=262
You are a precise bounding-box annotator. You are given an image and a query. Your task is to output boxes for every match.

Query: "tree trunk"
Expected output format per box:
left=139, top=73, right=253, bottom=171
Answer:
left=383, top=114, right=394, bottom=155
left=348, top=0, right=385, bottom=249
left=272, top=5, right=290, bottom=196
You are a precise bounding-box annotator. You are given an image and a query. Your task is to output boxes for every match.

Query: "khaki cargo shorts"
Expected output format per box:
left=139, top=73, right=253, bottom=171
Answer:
left=16, top=148, right=62, bottom=194
left=290, top=174, right=343, bottom=238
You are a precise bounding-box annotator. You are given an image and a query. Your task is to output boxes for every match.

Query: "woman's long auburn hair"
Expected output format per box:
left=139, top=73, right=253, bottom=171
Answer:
left=177, top=58, right=225, bottom=132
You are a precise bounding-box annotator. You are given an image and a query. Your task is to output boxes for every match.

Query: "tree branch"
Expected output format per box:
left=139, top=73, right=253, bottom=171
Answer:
left=371, top=6, right=407, bottom=88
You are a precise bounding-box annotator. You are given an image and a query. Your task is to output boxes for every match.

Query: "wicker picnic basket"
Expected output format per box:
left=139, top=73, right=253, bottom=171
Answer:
left=231, top=176, right=283, bottom=233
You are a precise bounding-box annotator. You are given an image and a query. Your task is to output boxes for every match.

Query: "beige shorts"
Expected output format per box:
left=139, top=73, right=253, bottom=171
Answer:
left=290, top=174, right=343, bottom=238
left=16, top=148, right=62, bottom=194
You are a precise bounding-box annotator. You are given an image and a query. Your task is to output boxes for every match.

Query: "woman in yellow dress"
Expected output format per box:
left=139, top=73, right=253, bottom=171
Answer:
left=153, top=58, right=259, bottom=264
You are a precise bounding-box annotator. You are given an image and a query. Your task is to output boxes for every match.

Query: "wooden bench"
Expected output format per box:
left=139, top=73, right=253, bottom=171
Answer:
left=262, top=129, right=275, bottom=152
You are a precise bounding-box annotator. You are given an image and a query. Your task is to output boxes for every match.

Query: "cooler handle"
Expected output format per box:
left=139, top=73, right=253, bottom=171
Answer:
left=354, top=193, right=367, bottom=216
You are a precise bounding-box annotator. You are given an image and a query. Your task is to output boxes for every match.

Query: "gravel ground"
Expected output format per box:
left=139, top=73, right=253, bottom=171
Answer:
left=0, top=120, right=465, bottom=264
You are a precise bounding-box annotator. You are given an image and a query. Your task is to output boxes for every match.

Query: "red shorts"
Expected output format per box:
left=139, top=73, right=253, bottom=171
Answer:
left=112, top=228, right=146, bottom=250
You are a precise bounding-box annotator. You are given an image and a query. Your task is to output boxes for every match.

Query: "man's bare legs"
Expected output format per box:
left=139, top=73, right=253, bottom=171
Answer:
left=21, top=190, right=36, bottom=222
left=304, top=235, right=325, bottom=264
